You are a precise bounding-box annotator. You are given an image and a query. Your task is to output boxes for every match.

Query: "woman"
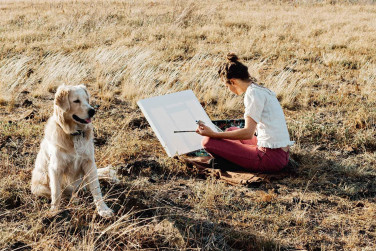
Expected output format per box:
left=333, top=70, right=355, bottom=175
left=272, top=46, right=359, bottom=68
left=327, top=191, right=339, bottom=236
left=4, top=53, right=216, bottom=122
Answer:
left=196, top=53, right=294, bottom=173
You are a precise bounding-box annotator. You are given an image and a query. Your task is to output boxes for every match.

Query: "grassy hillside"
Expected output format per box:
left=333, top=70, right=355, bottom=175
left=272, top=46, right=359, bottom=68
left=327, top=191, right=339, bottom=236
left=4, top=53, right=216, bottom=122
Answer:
left=0, top=0, right=375, bottom=250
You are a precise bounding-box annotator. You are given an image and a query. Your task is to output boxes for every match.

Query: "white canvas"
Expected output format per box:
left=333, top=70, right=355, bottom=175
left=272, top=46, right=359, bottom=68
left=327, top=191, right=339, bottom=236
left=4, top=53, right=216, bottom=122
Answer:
left=137, top=90, right=218, bottom=157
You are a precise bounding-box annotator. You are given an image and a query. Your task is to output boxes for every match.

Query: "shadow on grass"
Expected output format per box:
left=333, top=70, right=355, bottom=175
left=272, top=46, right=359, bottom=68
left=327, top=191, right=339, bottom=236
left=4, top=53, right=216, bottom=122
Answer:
left=169, top=215, right=288, bottom=251
left=97, top=181, right=288, bottom=251
left=285, top=151, right=376, bottom=201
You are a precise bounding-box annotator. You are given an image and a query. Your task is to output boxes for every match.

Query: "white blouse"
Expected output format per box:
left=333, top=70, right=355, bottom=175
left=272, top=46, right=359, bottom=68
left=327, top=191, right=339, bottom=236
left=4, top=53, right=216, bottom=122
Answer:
left=244, top=84, right=294, bottom=148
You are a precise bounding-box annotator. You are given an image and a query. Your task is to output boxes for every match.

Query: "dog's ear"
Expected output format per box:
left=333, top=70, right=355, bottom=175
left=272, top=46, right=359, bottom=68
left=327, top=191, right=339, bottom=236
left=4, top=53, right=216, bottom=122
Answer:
left=55, top=85, right=70, bottom=112
left=78, top=84, right=90, bottom=100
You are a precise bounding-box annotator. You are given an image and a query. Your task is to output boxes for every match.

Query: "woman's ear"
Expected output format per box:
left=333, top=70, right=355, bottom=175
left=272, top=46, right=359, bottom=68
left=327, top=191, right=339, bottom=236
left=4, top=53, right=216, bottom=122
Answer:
left=229, top=79, right=236, bottom=85
left=55, top=85, right=70, bottom=112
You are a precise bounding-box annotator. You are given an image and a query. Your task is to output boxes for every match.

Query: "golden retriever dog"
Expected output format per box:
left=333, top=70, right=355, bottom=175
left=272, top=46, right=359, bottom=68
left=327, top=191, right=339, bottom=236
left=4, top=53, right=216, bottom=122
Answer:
left=31, top=84, right=114, bottom=217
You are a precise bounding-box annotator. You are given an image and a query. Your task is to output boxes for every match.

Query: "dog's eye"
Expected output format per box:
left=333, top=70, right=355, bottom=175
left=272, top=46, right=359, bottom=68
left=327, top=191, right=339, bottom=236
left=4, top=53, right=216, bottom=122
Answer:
left=74, top=100, right=80, bottom=103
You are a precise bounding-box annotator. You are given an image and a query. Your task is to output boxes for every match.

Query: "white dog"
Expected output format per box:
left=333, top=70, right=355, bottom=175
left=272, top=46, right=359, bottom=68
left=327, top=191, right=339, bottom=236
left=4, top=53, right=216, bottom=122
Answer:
left=31, top=84, right=114, bottom=217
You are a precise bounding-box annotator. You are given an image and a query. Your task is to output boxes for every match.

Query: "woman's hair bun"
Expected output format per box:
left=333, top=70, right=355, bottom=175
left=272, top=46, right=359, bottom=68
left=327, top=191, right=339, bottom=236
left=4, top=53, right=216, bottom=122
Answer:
left=226, top=53, right=238, bottom=62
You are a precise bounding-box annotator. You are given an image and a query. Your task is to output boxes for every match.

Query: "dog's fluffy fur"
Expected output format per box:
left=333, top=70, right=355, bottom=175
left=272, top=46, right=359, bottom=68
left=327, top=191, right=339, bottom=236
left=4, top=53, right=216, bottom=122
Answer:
left=31, top=84, right=113, bottom=217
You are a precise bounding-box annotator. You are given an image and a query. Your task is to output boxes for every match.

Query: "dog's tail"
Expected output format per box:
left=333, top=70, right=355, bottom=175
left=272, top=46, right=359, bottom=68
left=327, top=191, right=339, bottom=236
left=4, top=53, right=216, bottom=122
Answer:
left=97, top=165, right=120, bottom=184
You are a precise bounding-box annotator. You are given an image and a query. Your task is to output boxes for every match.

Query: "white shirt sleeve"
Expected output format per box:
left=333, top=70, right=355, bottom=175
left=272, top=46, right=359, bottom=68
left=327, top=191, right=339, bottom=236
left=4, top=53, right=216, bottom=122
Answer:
left=243, top=88, right=265, bottom=123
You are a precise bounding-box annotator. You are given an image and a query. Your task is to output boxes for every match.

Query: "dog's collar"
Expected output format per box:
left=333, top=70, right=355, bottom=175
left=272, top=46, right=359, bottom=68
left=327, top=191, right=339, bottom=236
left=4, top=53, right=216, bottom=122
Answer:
left=71, top=130, right=85, bottom=137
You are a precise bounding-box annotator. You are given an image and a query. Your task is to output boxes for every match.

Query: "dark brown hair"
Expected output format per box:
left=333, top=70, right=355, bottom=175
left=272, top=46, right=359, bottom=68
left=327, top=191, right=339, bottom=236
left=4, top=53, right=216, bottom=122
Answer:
left=218, top=53, right=255, bottom=84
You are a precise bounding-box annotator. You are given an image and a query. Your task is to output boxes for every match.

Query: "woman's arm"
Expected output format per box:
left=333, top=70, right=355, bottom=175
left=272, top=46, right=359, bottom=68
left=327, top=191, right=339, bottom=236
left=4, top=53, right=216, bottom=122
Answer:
left=196, top=116, right=257, bottom=140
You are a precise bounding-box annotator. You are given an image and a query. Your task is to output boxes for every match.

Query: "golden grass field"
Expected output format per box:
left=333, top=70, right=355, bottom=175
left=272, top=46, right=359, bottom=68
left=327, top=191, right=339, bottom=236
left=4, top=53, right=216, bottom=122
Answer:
left=1, top=0, right=376, bottom=250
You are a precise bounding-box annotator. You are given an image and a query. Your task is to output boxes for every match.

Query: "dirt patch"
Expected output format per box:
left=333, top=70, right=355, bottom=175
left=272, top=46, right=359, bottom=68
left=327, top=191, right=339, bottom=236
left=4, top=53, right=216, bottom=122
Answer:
left=128, top=117, right=149, bottom=130
left=42, top=209, right=72, bottom=227
left=9, top=241, right=32, bottom=251
left=93, top=137, right=107, bottom=147
left=1, top=188, right=23, bottom=210
left=118, top=159, right=162, bottom=176
left=22, top=99, right=33, bottom=107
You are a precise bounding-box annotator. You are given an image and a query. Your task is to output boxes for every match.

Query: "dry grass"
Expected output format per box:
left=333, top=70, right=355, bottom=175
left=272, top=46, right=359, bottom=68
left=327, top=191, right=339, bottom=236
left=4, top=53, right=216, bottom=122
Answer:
left=1, top=0, right=376, bottom=250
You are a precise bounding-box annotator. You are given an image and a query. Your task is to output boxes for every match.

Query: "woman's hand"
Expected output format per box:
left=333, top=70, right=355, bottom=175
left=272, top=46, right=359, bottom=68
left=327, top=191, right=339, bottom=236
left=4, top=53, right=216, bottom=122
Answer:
left=196, top=124, right=216, bottom=137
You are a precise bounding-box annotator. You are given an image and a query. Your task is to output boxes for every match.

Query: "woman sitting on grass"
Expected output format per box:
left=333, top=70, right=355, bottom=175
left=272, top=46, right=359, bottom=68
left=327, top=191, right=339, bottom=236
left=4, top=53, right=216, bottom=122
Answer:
left=196, top=53, right=294, bottom=173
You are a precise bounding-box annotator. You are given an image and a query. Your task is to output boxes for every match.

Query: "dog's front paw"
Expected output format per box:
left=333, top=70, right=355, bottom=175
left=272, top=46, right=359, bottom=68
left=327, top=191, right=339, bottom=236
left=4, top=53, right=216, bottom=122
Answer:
left=50, top=205, right=59, bottom=213
left=98, top=205, right=114, bottom=218
left=47, top=205, right=60, bottom=217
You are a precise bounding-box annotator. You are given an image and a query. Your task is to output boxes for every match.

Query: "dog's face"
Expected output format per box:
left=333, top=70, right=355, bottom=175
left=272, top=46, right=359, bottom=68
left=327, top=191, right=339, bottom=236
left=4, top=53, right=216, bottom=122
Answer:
left=55, top=85, right=95, bottom=124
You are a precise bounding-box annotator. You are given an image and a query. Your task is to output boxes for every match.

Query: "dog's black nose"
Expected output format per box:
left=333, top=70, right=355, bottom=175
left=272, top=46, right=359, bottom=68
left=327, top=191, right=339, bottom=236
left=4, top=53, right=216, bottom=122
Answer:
left=88, top=109, right=95, bottom=117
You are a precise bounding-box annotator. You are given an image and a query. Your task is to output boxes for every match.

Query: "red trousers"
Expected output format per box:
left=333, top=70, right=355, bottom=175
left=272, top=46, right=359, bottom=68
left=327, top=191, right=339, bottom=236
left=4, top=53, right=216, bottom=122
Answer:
left=201, top=127, right=289, bottom=173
